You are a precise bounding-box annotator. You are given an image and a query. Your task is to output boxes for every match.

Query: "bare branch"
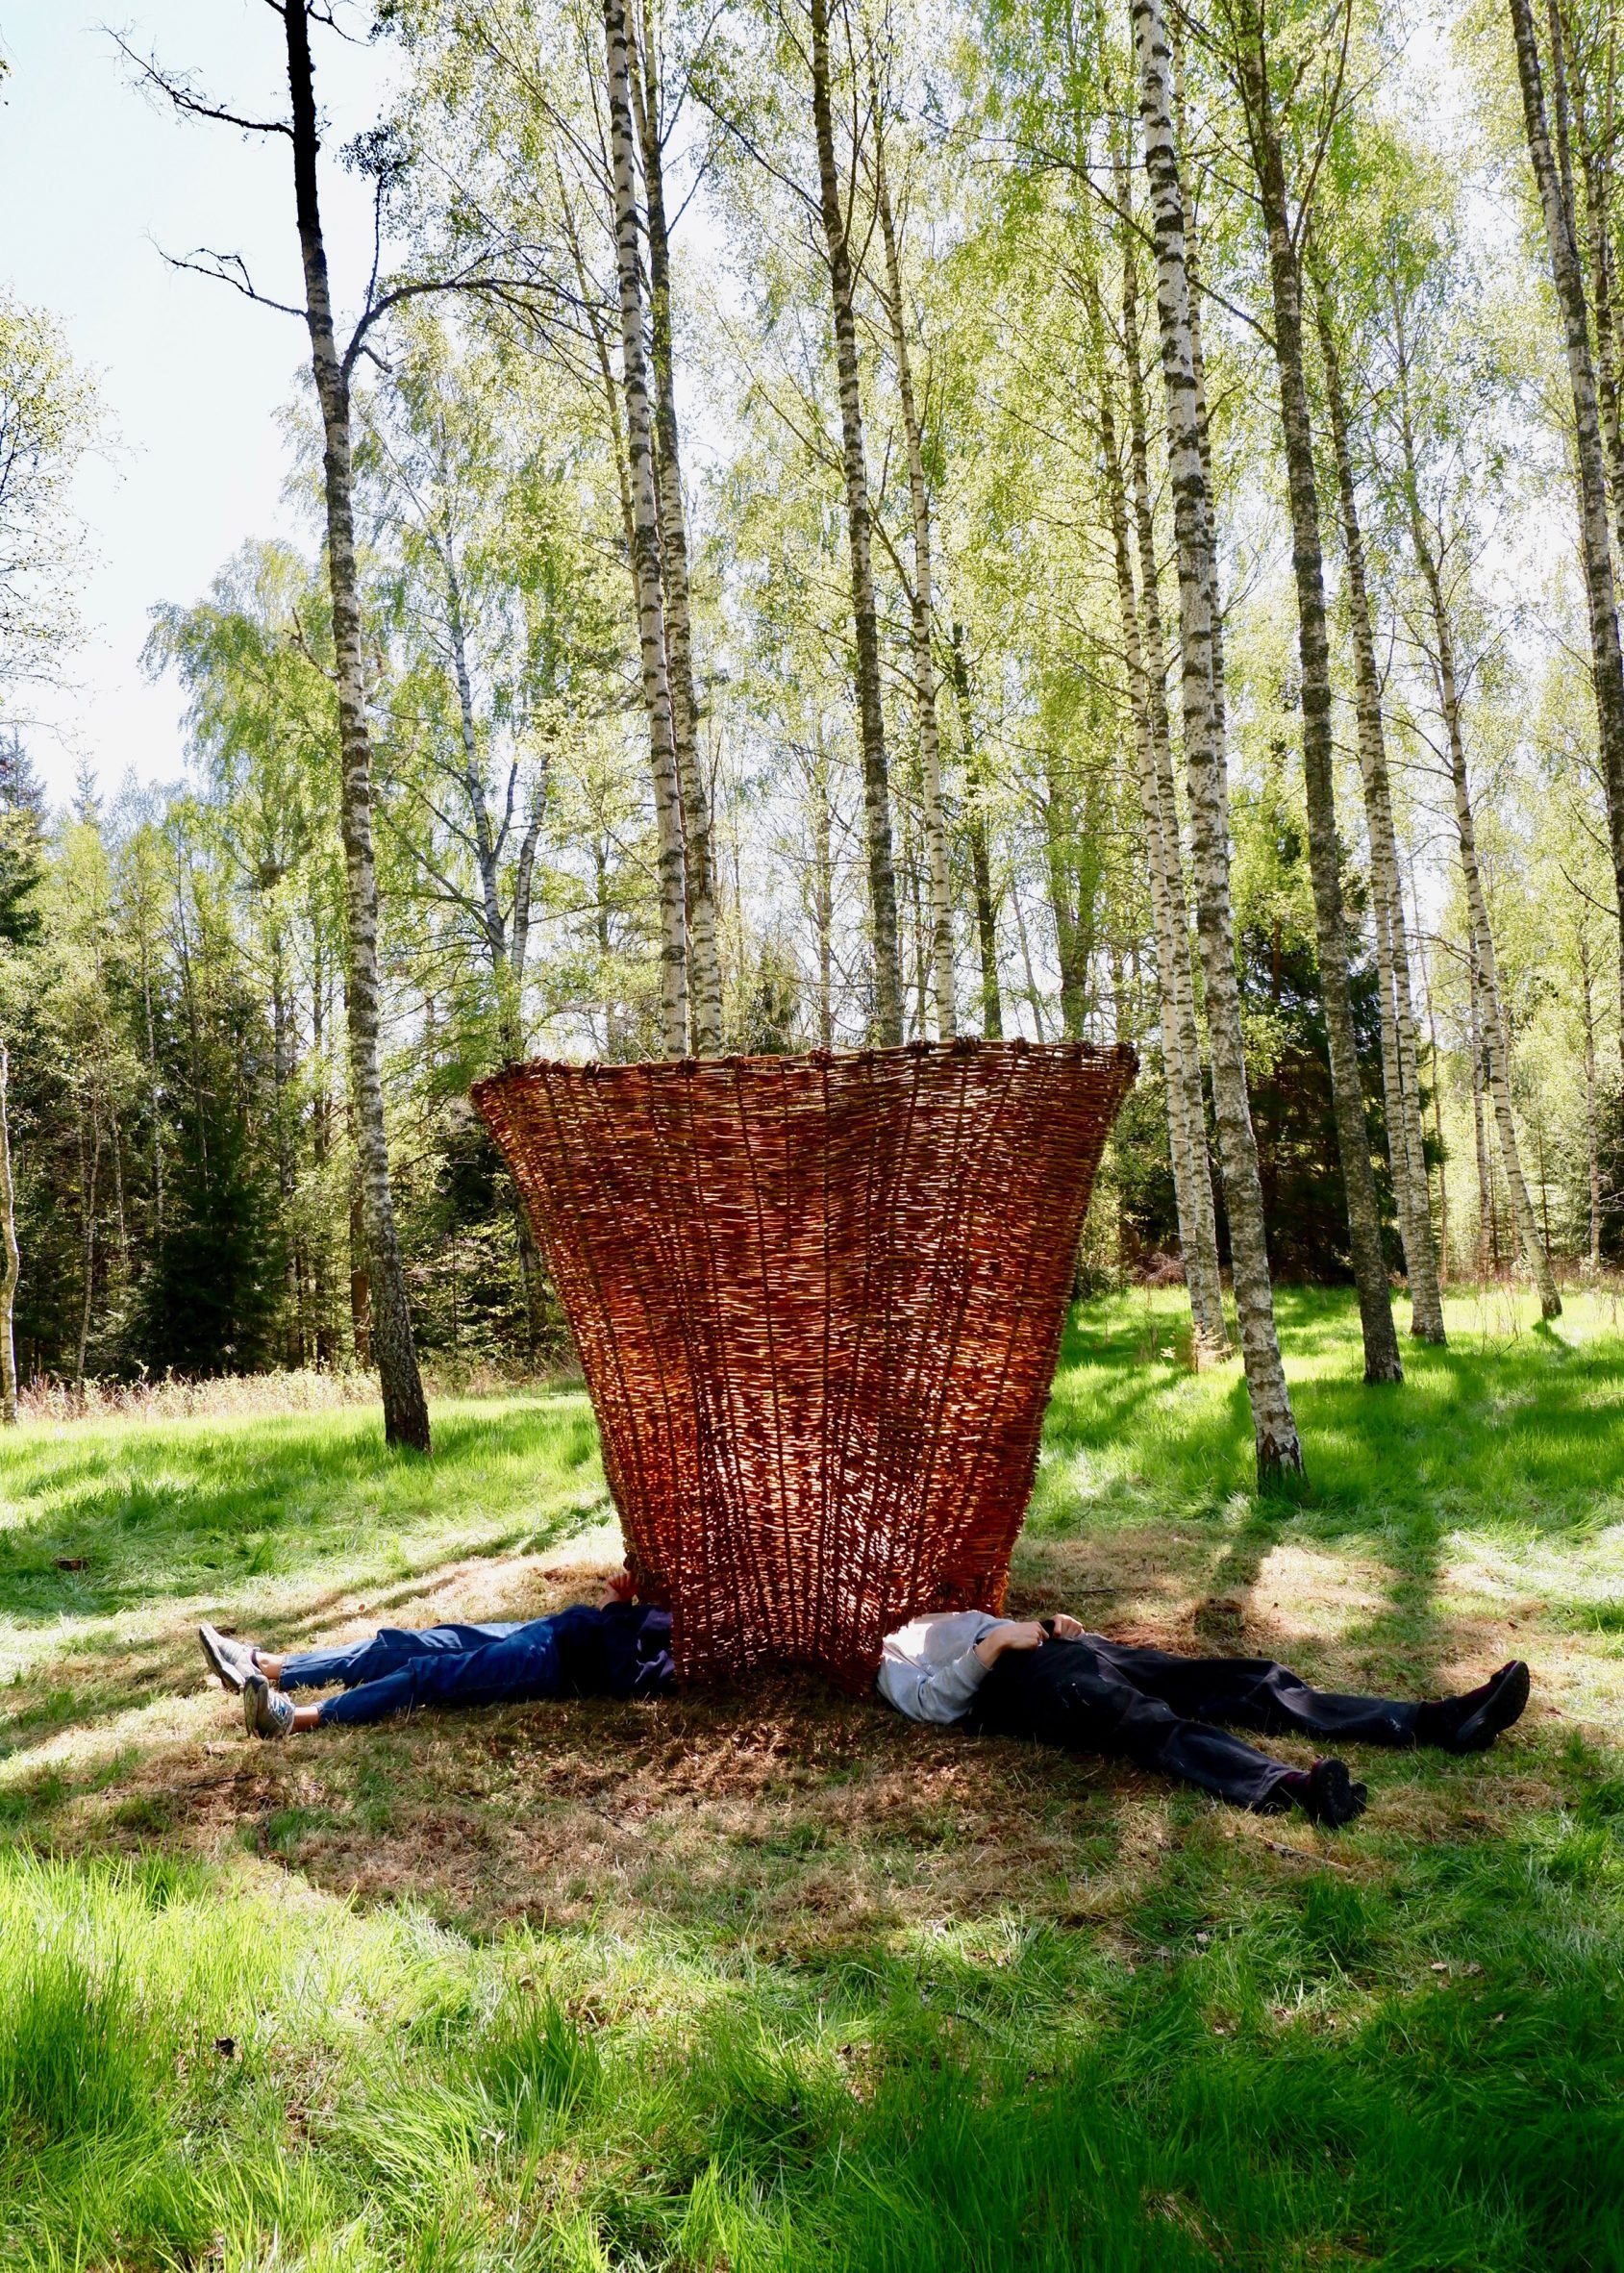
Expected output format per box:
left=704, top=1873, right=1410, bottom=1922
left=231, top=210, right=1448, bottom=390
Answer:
left=111, top=33, right=294, bottom=138
left=157, top=246, right=308, bottom=321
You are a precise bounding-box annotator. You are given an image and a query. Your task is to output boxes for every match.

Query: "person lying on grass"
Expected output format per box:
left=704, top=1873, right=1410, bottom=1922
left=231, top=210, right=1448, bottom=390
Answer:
left=205, top=1587, right=1529, bottom=1833
left=200, top=1575, right=673, bottom=1736
left=878, top=1613, right=1532, bottom=1829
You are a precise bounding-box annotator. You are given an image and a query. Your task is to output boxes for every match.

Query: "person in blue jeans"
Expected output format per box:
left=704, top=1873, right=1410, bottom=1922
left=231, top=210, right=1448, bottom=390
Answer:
left=199, top=1577, right=674, bottom=1739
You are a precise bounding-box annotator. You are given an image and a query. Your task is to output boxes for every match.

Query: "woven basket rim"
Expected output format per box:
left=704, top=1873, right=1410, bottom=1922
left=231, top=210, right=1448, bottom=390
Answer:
left=473, top=1036, right=1138, bottom=1094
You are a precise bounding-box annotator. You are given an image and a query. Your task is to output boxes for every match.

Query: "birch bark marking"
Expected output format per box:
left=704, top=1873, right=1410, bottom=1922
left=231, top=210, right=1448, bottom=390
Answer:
left=1237, top=22, right=1402, bottom=1385
left=435, top=545, right=551, bottom=1349
left=951, top=625, right=1003, bottom=1037
left=1135, top=0, right=1303, bottom=1481
left=604, top=0, right=689, bottom=1057
left=1118, top=217, right=1228, bottom=1352
left=1580, top=922, right=1602, bottom=1268
left=1509, top=0, right=1624, bottom=1048
left=1312, top=268, right=1445, bottom=1343
left=810, top=0, right=901, bottom=1044
left=0, top=1044, right=18, bottom=1425
left=1101, top=376, right=1223, bottom=1346
left=630, top=6, right=723, bottom=1053
left=1393, top=357, right=1562, bottom=1315
left=872, top=90, right=955, bottom=1037
left=282, top=0, right=429, bottom=1452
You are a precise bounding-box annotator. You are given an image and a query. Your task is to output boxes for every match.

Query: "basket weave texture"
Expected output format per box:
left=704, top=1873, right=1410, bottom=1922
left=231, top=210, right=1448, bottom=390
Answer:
left=472, top=1037, right=1136, bottom=1687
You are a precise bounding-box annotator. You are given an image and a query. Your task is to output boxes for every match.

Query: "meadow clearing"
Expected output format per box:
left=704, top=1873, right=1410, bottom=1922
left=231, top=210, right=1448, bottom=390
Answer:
left=2, top=1286, right=1622, bottom=2270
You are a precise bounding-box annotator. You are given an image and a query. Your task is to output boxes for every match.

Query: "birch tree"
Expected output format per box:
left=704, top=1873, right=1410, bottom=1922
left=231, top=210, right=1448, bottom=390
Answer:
left=1310, top=257, right=1445, bottom=1342
left=604, top=0, right=690, bottom=1056
left=1507, top=0, right=1624, bottom=1051
left=1083, top=202, right=1228, bottom=1350
left=1135, top=0, right=1304, bottom=1480
left=628, top=0, right=724, bottom=1052
left=870, top=80, right=956, bottom=1037
left=1221, top=0, right=1403, bottom=1385
left=809, top=0, right=903, bottom=1044
left=1391, top=301, right=1562, bottom=1315
left=950, top=626, right=1004, bottom=1037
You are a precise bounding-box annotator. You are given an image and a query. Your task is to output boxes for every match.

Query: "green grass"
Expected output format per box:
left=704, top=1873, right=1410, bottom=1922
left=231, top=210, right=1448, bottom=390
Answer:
left=1, top=1291, right=1623, bottom=2269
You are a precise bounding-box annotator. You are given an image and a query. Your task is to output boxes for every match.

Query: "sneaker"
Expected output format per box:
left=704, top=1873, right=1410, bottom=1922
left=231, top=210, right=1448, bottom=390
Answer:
left=200, top=1622, right=257, bottom=1694
left=243, top=1670, right=295, bottom=1741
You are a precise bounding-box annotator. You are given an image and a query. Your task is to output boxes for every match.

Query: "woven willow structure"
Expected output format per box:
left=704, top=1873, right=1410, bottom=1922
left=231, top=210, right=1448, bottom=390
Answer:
left=473, top=1037, right=1135, bottom=1687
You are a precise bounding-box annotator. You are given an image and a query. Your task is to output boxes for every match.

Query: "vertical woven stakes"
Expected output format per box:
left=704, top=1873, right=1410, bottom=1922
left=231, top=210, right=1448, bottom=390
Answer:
left=474, top=1037, right=1136, bottom=1686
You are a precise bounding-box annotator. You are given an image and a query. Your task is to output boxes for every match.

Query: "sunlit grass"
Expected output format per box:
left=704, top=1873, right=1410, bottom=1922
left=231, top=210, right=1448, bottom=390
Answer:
left=1, top=1290, right=1622, bottom=2268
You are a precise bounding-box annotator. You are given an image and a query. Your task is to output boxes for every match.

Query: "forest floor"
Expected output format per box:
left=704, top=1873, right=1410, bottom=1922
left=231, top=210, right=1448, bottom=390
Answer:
left=2, top=1286, right=1622, bottom=2270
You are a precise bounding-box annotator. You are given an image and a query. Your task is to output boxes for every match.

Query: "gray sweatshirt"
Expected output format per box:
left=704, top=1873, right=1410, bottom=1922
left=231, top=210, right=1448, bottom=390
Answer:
left=877, top=1611, right=999, bottom=1724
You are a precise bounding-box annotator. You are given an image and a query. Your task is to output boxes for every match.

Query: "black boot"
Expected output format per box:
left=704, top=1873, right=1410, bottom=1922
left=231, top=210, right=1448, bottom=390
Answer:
left=1415, top=1661, right=1530, bottom=1755
left=1276, top=1758, right=1368, bottom=1829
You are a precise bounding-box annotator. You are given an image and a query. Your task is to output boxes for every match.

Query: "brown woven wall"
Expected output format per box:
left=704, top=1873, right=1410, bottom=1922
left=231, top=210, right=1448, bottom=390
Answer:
left=473, top=1037, right=1135, bottom=1687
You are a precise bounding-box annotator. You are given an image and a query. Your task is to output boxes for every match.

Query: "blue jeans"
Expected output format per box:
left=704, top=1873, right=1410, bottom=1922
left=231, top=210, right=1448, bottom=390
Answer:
left=281, top=1603, right=674, bottom=1728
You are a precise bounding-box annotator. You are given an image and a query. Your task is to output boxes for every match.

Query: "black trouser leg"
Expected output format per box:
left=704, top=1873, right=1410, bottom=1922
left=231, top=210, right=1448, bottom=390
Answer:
left=1078, top=1635, right=1420, bottom=1748
left=963, top=1638, right=1302, bottom=1812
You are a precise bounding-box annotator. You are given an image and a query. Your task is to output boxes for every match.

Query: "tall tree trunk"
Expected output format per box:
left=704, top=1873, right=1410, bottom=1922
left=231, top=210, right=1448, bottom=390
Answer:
left=1118, top=212, right=1229, bottom=1352
left=270, top=937, right=303, bottom=1366
left=1043, top=765, right=1088, bottom=1038
left=0, top=1044, right=18, bottom=1425
left=810, top=722, right=835, bottom=1045
left=311, top=950, right=337, bottom=1366
left=444, top=554, right=550, bottom=1354
left=1135, top=0, right=1303, bottom=1481
left=1419, top=921, right=1449, bottom=1280
left=1171, top=28, right=1233, bottom=773
left=1012, top=882, right=1049, bottom=1040
left=75, top=1093, right=101, bottom=1404
left=810, top=0, right=901, bottom=1043
left=1090, top=253, right=1227, bottom=1350
left=137, top=896, right=163, bottom=1258
left=951, top=625, right=1003, bottom=1037
left=1467, top=931, right=1493, bottom=1279
left=1509, top=0, right=1624, bottom=1048
left=1237, top=28, right=1401, bottom=1386
left=1395, top=369, right=1562, bottom=1315
left=872, top=90, right=955, bottom=1037
left=601, top=0, right=688, bottom=1057
left=282, top=0, right=429, bottom=1451
left=629, top=8, right=723, bottom=1054
left=1581, top=923, right=1603, bottom=1267
left=1579, top=95, right=1624, bottom=575
left=1312, top=265, right=1445, bottom=1343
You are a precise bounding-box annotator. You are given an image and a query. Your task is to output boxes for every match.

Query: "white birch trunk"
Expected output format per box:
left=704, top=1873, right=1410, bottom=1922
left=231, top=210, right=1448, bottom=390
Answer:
left=1237, top=31, right=1402, bottom=1385
left=282, top=0, right=430, bottom=1452
left=951, top=626, right=1003, bottom=1037
left=0, top=1044, right=17, bottom=1425
left=1395, top=374, right=1562, bottom=1315
left=1117, top=219, right=1229, bottom=1354
left=1510, top=0, right=1624, bottom=1052
left=873, top=96, right=955, bottom=1037
left=1135, top=0, right=1303, bottom=1480
left=810, top=0, right=901, bottom=1044
left=629, top=9, right=723, bottom=1054
left=1581, top=924, right=1602, bottom=1267
left=1312, top=270, right=1445, bottom=1343
left=603, top=0, right=688, bottom=1058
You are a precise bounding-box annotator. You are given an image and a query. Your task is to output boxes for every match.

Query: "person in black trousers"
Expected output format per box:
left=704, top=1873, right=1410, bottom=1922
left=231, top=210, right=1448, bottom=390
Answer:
left=878, top=1611, right=1532, bottom=1826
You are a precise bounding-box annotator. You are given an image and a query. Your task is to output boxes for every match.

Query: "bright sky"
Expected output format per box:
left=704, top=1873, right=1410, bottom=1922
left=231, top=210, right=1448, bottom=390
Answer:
left=0, top=2, right=391, bottom=806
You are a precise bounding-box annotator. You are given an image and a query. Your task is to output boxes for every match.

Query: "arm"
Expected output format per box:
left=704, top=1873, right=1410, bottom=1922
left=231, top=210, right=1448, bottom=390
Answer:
left=884, top=1620, right=1050, bottom=1725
